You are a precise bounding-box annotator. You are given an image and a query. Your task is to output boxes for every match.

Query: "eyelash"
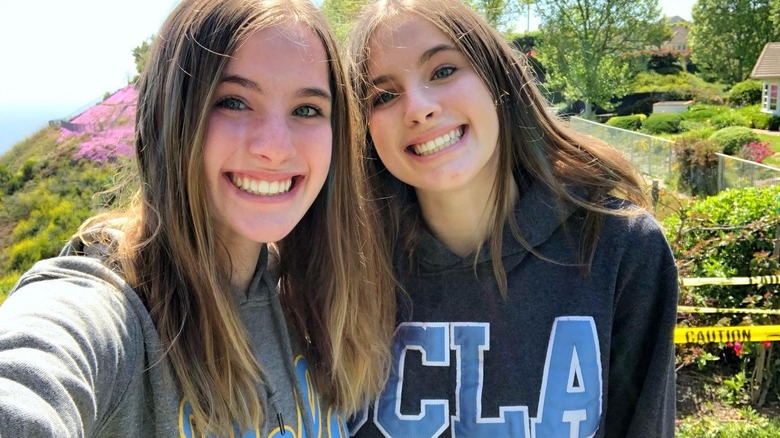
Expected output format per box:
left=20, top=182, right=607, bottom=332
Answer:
left=371, top=65, right=458, bottom=107
left=293, top=105, right=323, bottom=118
left=216, top=98, right=323, bottom=118
left=373, top=91, right=398, bottom=107
left=215, top=96, right=247, bottom=111
left=432, top=66, right=456, bottom=80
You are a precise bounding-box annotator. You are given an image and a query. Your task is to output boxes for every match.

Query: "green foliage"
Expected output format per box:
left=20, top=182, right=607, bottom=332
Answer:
left=681, top=104, right=731, bottom=123
left=710, top=112, right=752, bottom=130
left=770, top=115, right=780, bottom=132
left=665, top=187, right=780, bottom=412
left=729, top=79, right=764, bottom=107
left=605, top=114, right=645, bottom=131
left=672, top=137, right=720, bottom=197
left=632, top=71, right=726, bottom=104
left=708, top=127, right=761, bottom=155
left=0, top=130, right=129, bottom=296
left=536, top=0, right=667, bottom=118
left=677, top=407, right=780, bottom=437
left=463, top=0, right=523, bottom=31
left=691, top=0, right=780, bottom=85
left=131, top=36, right=155, bottom=82
left=664, top=185, right=780, bottom=328
left=320, top=0, right=369, bottom=42
left=641, top=113, right=683, bottom=135
left=737, top=105, right=773, bottom=130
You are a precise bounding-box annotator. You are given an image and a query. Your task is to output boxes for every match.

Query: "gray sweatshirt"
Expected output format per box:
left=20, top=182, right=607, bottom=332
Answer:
left=0, top=244, right=346, bottom=437
left=349, top=183, right=678, bottom=438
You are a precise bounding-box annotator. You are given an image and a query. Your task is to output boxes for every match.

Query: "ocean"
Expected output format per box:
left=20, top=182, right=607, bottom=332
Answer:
left=0, top=104, right=92, bottom=157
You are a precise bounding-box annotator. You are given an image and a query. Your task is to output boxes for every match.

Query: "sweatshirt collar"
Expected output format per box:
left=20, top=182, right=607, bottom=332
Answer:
left=412, top=182, right=579, bottom=268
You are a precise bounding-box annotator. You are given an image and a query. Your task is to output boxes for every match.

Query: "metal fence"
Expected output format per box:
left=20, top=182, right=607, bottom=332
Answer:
left=568, top=116, right=780, bottom=192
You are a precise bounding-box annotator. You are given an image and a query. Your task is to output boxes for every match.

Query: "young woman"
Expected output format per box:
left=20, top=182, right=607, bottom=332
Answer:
left=347, top=0, right=678, bottom=436
left=0, top=0, right=395, bottom=436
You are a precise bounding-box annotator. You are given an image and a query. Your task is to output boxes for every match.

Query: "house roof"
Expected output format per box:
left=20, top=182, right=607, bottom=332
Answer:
left=752, top=42, right=780, bottom=79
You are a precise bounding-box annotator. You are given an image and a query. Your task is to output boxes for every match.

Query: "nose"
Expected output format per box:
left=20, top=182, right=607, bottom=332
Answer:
left=248, top=113, right=296, bottom=164
left=403, top=86, right=440, bottom=127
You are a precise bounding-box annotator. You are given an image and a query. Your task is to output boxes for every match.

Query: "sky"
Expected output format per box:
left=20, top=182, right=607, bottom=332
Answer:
left=0, top=0, right=695, bottom=155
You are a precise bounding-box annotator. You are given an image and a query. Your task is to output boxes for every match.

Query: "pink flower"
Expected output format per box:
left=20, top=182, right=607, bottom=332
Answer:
left=764, top=341, right=772, bottom=349
left=59, top=85, right=137, bottom=163
left=734, top=341, right=743, bottom=357
left=738, top=141, right=773, bottom=163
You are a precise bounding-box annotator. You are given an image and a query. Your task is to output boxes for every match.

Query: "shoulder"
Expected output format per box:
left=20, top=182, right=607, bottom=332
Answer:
left=3, top=255, right=150, bottom=353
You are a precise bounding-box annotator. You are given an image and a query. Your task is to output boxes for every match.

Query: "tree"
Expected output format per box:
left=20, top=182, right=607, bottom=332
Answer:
left=464, top=0, right=523, bottom=31
left=320, top=0, right=370, bottom=42
left=131, top=36, right=155, bottom=82
left=320, top=0, right=522, bottom=40
left=536, top=0, right=669, bottom=119
left=690, top=0, right=780, bottom=85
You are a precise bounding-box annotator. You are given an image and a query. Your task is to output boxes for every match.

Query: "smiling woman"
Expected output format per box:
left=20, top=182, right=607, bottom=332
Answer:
left=347, top=0, right=679, bottom=436
left=0, top=0, right=395, bottom=437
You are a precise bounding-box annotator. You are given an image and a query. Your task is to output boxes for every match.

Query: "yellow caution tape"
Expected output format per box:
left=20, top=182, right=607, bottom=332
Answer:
left=678, top=305, right=780, bottom=316
left=675, top=325, right=780, bottom=344
left=681, top=276, right=780, bottom=286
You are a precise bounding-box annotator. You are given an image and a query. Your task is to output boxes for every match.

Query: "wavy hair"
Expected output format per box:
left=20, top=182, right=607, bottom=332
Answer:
left=349, top=0, right=647, bottom=293
left=79, top=0, right=395, bottom=434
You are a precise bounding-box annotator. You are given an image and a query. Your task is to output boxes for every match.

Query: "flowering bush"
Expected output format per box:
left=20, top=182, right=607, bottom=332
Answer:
left=58, top=85, right=137, bottom=162
left=738, top=141, right=774, bottom=164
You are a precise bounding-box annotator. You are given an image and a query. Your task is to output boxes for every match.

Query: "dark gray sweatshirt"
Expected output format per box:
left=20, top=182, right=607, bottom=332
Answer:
left=348, top=183, right=678, bottom=438
left=0, top=244, right=347, bottom=437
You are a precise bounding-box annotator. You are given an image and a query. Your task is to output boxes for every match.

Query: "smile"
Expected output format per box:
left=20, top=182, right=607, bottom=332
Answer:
left=230, top=173, right=294, bottom=196
left=411, top=127, right=463, bottom=156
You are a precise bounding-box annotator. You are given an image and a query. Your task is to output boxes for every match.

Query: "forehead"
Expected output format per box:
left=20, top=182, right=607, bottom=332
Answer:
left=231, top=21, right=328, bottom=69
left=367, top=13, right=453, bottom=63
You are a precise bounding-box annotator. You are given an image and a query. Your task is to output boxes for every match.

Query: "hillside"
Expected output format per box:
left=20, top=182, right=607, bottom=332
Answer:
left=0, top=86, right=138, bottom=295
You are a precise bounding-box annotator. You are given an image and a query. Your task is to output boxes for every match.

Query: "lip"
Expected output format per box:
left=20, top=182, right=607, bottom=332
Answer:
left=405, top=125, right=467, bottom=159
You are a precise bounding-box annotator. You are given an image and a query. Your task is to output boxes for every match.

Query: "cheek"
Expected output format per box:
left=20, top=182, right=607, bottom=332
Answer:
left=368, top=115, right=395, bottom=157
left=301, top=126, right=333, bottom=171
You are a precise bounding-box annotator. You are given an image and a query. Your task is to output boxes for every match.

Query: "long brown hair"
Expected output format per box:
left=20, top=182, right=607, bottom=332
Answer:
left=349, top=0, right=647, bottom=293
left=79, top=0, right=395, bottom=434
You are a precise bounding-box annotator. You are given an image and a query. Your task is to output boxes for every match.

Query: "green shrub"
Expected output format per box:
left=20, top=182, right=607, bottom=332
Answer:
left=710, top=111, right=751, bottom=130
left=615, top=97, right=656, bottom=116
left=708, top=127, right=761, bottom=155
left=672, top=137, right=719, bottom=197
left=737, top=104, right=772, bottom=130
left=770, top=115, right=780, bottom=132
left=641, top=113, right=683, bottom=134
left=681, top=104, right=730, bottom=122
left=605, top=114, right=645, bottom=131
left=679, top=126, right=716, bottom=139
left=665, top=186, right=780, bottom=412
left=632, top=71, right=726, bottom=104
left=728, top=79, right=763, bottom=107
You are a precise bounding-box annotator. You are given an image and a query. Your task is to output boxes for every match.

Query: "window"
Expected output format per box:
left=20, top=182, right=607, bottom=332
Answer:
left=764, top=83, right=779, bottom=112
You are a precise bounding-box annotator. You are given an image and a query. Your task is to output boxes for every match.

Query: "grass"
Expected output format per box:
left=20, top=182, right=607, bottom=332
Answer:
left=757, top=133, right=780, bottom=168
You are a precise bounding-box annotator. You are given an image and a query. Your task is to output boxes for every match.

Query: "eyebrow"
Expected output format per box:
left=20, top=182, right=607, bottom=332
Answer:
left=220, top=75, right=332, bottom=102
left=370, top=43, right=460, bottom=88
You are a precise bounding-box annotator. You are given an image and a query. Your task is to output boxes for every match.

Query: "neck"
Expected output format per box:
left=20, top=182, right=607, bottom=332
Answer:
left=224, top=241, right=264, bottom=294
left=416, top=179, right=518, bottom=258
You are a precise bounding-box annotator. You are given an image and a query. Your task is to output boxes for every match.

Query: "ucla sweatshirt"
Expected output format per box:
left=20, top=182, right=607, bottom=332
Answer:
left=349, top=183, right=679, bottom=438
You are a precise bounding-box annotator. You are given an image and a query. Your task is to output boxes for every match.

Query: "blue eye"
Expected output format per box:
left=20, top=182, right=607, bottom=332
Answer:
left=293, top=105, right=321, bottom=118
left=216, top=97, right=247, bottom=111
left=373, top=91, right=397, bottom=106
left=432, top=66, right=456, bottom=80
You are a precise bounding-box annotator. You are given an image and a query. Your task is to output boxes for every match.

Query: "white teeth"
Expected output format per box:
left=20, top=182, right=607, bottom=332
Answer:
left=231, top=174, right=294, bottom=196
left=412, top=127, right=463, bottom=156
